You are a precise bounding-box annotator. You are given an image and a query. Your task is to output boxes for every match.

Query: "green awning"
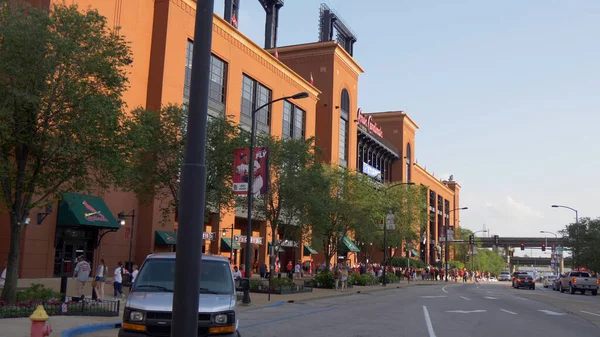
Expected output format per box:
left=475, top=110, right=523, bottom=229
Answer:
left=411, top=249, right=420, bottom=258
left=57, top=193, right=120, bottom=229
left=341, top=237, right=360, bottom=252
left=222, top=238, right=241, bottom=250
left=268, top=242, right=285, bottom=253
left=304, top=245, right=318, bottom=255
left=155, top=231, right=177, bottom=245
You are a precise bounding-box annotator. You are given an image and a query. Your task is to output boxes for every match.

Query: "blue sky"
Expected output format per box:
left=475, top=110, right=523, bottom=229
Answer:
left=214, top=1, right=600, bottom=255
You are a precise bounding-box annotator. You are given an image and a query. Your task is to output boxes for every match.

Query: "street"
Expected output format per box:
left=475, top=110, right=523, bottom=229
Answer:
left=238, top=282, right=600, bottom=337
left=85, top=281, right=600, bottom=337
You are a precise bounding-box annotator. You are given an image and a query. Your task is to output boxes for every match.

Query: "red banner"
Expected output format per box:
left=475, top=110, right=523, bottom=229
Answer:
left=233, top=147, right=269, bottom=196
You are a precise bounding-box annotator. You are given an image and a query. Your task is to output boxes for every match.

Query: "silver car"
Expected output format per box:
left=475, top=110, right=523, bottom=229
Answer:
left=119, top=253, right=246, bottom=337
left=544, top=275, right=558, bottom=288
left=498, top=271, right=511, bottom=281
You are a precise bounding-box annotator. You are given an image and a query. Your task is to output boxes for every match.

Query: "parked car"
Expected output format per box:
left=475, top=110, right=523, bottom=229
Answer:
left=552, top=274, right=564, bottom=291
left=543, top=275, right=558, bottom=288
left=119, top=253, right=248, bottom=337
left=499, top=271, right=511, bottom=281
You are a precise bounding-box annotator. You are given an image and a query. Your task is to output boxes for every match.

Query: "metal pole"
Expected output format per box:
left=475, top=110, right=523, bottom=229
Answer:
left=242, top=106, right=257, bottom=305
left=382, top=220, right=387, bottom=286
left=171, top=0, right=214, bottom=335
left=445, top=223, right=449, bottom=282
left=128, top=210, right=135, bottom=271
left=230, top=226, right=234, bottom=264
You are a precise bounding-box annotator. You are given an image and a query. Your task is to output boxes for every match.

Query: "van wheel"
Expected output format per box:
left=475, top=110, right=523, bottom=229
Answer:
left=592, top=290, right=598, bottom=296
left=560, top=284, right=564, bottom=293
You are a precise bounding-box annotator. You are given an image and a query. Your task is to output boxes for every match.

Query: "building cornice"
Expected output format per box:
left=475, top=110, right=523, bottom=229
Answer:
left=276, top=41, right=365, bottom=76
left=413, top=164, right=455, bottom=195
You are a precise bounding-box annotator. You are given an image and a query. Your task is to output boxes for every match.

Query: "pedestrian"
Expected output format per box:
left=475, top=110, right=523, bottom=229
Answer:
left=73, top=256, right=91, bottom=298
left=95, top=259, right=107, bottom=300
left=130, top=264, right=139, bottom=291
left=113, top=261, right=126, bottom=299
left=260, top=262, right=267, bottom=279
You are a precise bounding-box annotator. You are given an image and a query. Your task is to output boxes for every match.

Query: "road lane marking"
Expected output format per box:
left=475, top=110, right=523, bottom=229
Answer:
left=512, top=296, right=530, bottom=301
left=422, top=306, right=437, bottom=337
left=442, top=286, right=449, bottom=294
left=420, top=295, right=447, bottom=298
left=581, top=311, right=600, bottom=317
left=460, top=296, right=471, bottom=301
left=500, top=309, right=517, bottom=315
left=538, top=310, right=566, bottom=316
left=484, top=296, right=498, bottom=300
left=446, top=310, right=487, bottom=314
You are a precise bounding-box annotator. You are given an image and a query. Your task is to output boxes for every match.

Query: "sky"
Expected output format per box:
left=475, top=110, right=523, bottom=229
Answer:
left=213, top=0, right=600, bottom=256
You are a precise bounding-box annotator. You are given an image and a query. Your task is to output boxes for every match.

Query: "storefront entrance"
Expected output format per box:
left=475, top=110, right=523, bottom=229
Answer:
left=53, top=228, right=96, bottom=277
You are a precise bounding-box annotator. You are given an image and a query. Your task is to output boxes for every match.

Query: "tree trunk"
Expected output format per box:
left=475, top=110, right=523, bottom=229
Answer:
left=1, top=216, right=23, bottom=302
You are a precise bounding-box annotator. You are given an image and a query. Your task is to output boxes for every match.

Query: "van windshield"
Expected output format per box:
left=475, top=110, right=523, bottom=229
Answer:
left=133, top=259, right=234, bottom=295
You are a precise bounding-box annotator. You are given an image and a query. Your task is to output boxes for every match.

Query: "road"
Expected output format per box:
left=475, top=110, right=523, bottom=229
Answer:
left=238, top=282, right=600, bottom=337
left=91, top=282, right=600, bottom=337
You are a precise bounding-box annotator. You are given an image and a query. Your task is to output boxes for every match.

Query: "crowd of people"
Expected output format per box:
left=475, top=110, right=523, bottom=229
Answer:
left=72, top=256, right=139, bottom=301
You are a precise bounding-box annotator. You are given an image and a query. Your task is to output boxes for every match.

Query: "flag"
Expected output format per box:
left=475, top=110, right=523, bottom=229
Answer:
left=231, top=13, right=238, bottom=28
left=310, top=72, right=314, bottom=85
left=274, top=47, right=279, bottom=59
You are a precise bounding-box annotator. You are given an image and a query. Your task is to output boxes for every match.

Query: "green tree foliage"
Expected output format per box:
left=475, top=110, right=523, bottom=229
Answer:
left=239, top=135, right=320, bottom=268
left=453, top=227, right=474, bottom=263
left=472, top=249, right=505, bottom=275
left=560, top=217, right=600, bottom=271
left=305, top=166, right=381, bottom=269
left=0, top=2, right=132, bottom=301
left=127, top=108, right=244, bottom=222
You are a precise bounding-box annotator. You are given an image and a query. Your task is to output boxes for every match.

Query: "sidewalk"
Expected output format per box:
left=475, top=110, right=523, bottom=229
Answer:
left=1, top=279, right=439, bottom=337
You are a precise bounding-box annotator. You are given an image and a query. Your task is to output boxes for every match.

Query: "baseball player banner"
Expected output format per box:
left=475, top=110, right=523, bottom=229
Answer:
left=233, top=147, right=269, bottom=196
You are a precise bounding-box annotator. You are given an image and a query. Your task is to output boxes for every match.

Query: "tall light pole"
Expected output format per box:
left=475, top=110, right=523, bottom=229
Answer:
left=551, top=204, right=578, bottom=269
left=445, top=207, right=468, bottom=281
left=243, top=91, right=309, bottom=304
left=381, top=182, right=414, bottom=286
left=118, top=210, right=136, bottom=273
left=540, top=230, right=558, bottom=274
left=172, top=0, right=215, bottom=335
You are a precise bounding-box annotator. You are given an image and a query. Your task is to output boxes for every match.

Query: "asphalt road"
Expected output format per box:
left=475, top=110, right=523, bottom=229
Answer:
left=238, top=282, right=600, bottom=337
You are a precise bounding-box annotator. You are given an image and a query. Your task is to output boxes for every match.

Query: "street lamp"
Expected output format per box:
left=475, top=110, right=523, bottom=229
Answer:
left=551, top=204, right=578, bottom=269
left=118, top=210, right=136, bottom=273
left=243, top=91, right=310, bottom=304
left=540, top=230, right=559, bottom=274
left=381, top=182, right=414, bottom=286
left=222, top=224, right=235, bottom=264
left=445, top=207, right=468, bottom=282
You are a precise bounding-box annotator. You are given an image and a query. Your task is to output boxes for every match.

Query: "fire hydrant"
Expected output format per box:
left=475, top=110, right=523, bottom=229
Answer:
left=30, top=305, right=52, bottom=337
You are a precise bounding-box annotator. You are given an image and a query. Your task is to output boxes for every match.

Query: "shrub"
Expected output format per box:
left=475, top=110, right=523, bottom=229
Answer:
left=313, top=271, right=335, bottom=289
left=353, top=273, right=378, bottom=286
left=389, top=257, right=426, bottom=269
left=379, top=273, right=400, bottom=284
left=16, top=284, right=61, bottom=302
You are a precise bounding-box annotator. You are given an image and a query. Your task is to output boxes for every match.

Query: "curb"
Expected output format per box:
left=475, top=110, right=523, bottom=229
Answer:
left=61, top=322, right=121, bottom=337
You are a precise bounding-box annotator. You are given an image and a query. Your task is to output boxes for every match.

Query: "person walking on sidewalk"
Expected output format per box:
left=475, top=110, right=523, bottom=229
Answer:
left=73, top=256, right=91, bottom=298
left=113, top=261, right=126, bottom=299
left=0, top=260, right=7, bottom=287
left=95, top=259, right=108, bottom=300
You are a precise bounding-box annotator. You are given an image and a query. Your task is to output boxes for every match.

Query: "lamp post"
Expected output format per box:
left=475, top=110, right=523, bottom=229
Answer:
left=381, top=182, right=414, bottom=286
left=445, top=207, right=468, bottom=282
left=540, top=230, right=559, bottom=274
left=243, top=91, right=310, bottom=304
left=171, top=0, right=214, bottom=335
left=551, top=204, right=578, bottom=269
left=118, top=210, right=136, bottom=273
left=222, top=224, right=235, bottom=264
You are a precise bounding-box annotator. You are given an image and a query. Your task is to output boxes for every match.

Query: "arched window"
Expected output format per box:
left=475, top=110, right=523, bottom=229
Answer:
left=406, top=143, right=412, bottom=182
left=339, top=89, right=350, bottom=167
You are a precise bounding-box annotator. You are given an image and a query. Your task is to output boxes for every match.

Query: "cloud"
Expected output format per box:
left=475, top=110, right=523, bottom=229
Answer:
left=505, top=196, right=543, bottom=218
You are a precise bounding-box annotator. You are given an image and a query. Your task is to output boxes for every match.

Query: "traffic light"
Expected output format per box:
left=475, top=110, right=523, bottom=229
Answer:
left=469, top=234, right=474, bottom=244
left=466, top=255, right=470, bottom=262
left=541, top=243, right=546, bottom=251
left=520, top=242, right=525, bottom=250
left=494, top=235, right=499, bottom=246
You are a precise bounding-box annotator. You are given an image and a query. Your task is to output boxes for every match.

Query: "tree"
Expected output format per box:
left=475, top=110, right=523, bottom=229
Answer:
left=305, top=166, right=381, bottom=270
left=240, top=135, right=320, bottom=271
left=453, top=227, right=474, bottom=263
left=0, top=2, right=132, bottom=301
left=127, top=107, right=243, bottom=223
left=560, top=217, right=600, bottom=271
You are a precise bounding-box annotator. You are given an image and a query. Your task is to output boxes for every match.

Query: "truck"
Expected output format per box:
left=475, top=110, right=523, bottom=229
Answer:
left=557, top=271, right=598, bottom=296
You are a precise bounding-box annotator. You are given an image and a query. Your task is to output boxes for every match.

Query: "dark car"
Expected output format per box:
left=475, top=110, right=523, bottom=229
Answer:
left=511, top=271, right=529, bottom=287
left=514, top=274, right=535, bottom=290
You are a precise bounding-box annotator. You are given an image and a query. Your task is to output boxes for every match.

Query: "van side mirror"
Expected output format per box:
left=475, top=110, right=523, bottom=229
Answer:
left=236, top=278, right=250, bottom=292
